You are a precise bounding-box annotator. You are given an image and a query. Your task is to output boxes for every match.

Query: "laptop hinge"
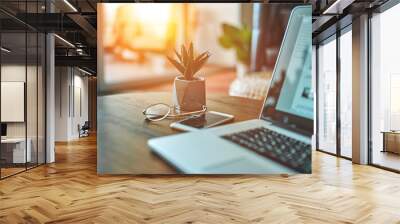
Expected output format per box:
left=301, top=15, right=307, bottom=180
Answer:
left=268, top=120, right=312, bottom=138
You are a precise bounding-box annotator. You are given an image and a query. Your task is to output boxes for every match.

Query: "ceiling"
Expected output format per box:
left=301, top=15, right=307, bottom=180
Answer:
left=0, top=0, right=395, bottom=74
left=311, top=0, right=391, bottom=43
left=0, top=0, right=97, bottom=74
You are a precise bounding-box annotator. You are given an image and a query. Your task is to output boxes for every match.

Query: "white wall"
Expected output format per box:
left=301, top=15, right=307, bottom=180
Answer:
left=71, top=74, right=89, bottom=138
left=101, top=3, right=241, bottom=67
left=55, top=67, right=89, bottom=141
left=1, top=64, right=46, bottom=164
left=1, top=82, right=25, bottom=122
left=192, top=3, right=241, bottom=66
left=1, top=65, right=36, bottom=138
left=55, top=67, right=69, bottom=141
left=1, top=65, right=26, bottom=141
left=1, top=66, right=25, bottom=130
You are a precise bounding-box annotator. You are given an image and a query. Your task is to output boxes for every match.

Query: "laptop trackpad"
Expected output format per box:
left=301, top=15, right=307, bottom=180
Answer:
left=204, top=158, right=268, bottom=174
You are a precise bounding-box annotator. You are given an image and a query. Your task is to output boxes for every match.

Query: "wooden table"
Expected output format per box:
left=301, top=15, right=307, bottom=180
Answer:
left=381, top=131, right=400, bottom=154
left=1, top=138, right=32, bottom=165
left=98, top=92, right=263, bottom=174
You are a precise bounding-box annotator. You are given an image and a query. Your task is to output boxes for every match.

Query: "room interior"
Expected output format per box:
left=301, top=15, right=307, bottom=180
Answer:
left=96, top=3, right=315, bottom=175
left=370, top=5, right=400, bottom=171
left=0, top=0, right=400, bottom=222
left=0, top=29, right=46, bottom=177
left=97, top=3, right=291, bottom=99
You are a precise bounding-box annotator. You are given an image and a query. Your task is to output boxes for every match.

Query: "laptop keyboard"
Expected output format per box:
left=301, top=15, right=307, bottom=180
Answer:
left=222, top=127, right=311, bottom=173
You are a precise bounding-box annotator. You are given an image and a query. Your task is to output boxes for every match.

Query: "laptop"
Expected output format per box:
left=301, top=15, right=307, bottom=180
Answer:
left=148, top=5, right=312, bottom=174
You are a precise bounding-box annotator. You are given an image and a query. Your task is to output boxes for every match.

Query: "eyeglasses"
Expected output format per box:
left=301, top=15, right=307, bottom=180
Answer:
left=142, top=103, right=207, bottom=121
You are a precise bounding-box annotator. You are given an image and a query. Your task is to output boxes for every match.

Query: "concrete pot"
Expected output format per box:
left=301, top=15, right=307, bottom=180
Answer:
left=172, top=76, right=206, bottom=112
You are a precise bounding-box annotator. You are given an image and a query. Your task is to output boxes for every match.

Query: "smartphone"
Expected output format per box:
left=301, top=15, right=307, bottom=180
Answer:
left=170, top=111, right=234, bottom=131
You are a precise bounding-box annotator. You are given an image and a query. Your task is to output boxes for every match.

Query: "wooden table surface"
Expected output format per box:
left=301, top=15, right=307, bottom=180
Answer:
left=97, top=92, right=263, bottom=174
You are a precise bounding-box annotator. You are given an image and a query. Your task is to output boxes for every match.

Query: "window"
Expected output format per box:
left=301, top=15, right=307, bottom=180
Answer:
left=370, top=3, right=400, bottom=171
left=0, top=1, right=47, bottom=179
left=317, top=36, right=337, bottom=154
left=339, top=29, right=352, bottom=158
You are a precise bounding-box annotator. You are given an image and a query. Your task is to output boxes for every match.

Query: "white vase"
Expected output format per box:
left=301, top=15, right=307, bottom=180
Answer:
left=236, top=63, right=249, bottom=78
left=172, top=76, right=206, bottom=112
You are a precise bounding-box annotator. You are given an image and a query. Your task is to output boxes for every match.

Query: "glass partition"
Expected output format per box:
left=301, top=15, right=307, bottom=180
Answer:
left=0, top=1, right=46, bottom=179
left=27, top=30, right=38, bottom=169
left=0, top=30, right=28, bottom=177
left=38, top=32, right=45, bottom=165
left=317, top=36, right=337, bottom=155
left=371, top=3, right=400, bottom=171
left=339, top=28, right=352, bottom=158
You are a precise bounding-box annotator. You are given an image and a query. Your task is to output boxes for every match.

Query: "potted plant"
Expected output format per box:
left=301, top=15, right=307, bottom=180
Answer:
left=167, top=43, right=210, bottom=112
left=218, top=23, right=251, bottom=78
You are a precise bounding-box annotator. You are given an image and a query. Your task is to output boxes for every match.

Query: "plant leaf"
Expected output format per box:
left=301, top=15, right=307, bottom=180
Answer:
left=241, top=25, right=252, bottom=43
left=174, top=50, right=182, bottom=63
left=218, top=23, right=251, bottom=65
left=166, top=55, right=185, bottom=74
left=194, top=52, right=209, bottom=62
left=181, top=45, right=188, bottom=66
left=184, top=59, right=193, bottom=80
left=189, top=42, right=194, bottom=62
left=193, top=52, right=210, bottom=76
left=222, top=23, right=241, bottom=37
left=218, top=36, right=233, bottom=49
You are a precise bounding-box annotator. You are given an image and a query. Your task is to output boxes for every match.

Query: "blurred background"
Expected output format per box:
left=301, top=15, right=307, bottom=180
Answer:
left=98, top=3, right=298, bottom=99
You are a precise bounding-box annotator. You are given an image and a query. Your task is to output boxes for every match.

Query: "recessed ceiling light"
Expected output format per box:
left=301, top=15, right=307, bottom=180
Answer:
left=63, top=0, right=78, bottom=12
left=323, top=0, right=355, bottom=15
left=77, top=67, right=93, bottom=76
left=54, top=34, right=75, bottom=48
left=1, top=47, right=11, bottom=53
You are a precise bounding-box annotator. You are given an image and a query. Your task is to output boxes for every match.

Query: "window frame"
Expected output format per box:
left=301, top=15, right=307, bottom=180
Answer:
left=367, top=0, right=400, bottom=173
left=314, top=24, right=352, bottom=160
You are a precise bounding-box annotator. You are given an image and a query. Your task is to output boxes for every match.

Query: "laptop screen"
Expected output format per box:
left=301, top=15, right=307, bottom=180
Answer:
left=261, top=5, right=313, bottom=136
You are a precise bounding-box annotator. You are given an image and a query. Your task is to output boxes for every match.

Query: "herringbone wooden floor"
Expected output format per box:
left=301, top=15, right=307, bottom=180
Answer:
left=1, top=135, right=400, bottom=224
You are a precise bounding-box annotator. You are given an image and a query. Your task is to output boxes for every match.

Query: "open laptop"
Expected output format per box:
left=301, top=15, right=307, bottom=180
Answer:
left=148, top=5, right=312, bottom=174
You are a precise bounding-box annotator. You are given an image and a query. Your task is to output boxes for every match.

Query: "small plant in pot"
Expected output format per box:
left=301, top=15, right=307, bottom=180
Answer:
left=167, top=43, right=210, bottom=112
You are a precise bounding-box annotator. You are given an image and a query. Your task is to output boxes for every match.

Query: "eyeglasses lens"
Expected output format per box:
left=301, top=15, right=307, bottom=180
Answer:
left=144, top=104, right=170, bottom=121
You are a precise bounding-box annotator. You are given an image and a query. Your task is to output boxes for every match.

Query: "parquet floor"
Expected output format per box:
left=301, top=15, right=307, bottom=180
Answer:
left=1, top=135, right=400, bottom=223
